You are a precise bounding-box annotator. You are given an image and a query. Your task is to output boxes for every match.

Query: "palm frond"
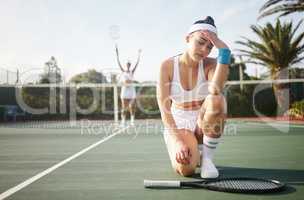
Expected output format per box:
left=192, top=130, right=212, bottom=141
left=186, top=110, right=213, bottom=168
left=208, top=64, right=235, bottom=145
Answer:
left=291, top=56, right=304, bottom=65
left=290, top=20, right=303, bottom=40
left=258, top=5, right=286, bottom=19
left=259, top=0, right=284, bottom=12
left=278, top=3, right=304, bottom=17
left=258, top=0, right=304, bottom=19
left=236, top=19, right=304, bottom=76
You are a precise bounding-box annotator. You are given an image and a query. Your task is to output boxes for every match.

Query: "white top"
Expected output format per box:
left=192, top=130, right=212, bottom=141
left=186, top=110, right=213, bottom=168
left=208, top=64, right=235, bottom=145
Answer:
left=170, top=56, right=209, bottom=103
left=120, top=71, right=133, bottom=81
left=120, top=71, right=134, bottom=88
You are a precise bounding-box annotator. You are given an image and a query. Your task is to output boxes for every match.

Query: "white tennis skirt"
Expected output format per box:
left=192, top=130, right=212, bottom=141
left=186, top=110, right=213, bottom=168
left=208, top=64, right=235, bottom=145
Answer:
left=120, top=86, right=136, bottom=99
left=163, top=106, right=200, bottom=144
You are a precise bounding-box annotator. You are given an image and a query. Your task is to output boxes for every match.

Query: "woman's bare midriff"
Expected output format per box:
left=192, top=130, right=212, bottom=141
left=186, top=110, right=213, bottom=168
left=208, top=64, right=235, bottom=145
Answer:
left=172, top=100, right=203, bottom=111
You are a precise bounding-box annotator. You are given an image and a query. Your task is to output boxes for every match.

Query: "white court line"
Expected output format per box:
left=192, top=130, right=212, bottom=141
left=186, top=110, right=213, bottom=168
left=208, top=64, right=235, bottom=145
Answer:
left=0, top=125, right=129, bottom=200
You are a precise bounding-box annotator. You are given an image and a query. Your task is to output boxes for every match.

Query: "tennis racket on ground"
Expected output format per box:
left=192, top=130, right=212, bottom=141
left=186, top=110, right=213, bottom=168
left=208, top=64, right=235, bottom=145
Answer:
left=144, top=177, right=286, bottom=193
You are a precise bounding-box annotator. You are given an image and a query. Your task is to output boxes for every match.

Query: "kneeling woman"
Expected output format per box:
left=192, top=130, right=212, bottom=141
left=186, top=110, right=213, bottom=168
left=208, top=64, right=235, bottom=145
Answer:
left=157, top=16, right=230, bottom=178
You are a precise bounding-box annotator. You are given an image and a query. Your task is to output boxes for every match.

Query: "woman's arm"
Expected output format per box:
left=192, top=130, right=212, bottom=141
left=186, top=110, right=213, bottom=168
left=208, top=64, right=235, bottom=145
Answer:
left=157, top=60, right=181, bottom=141
left=132, top=49, right=142, bottom=74
left=115, top=44, right=125, bottom=72
left=157, top=59, right=192, bottom=164
left=201, top=31, right=230, bottom=94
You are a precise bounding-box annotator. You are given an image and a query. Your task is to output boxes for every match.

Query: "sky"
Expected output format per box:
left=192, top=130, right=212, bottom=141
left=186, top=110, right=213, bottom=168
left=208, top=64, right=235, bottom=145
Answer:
left=0, top=0, right=303, bottom=83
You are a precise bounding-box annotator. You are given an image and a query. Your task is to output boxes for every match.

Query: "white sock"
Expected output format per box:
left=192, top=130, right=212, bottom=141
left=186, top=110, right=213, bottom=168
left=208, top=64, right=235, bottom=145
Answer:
left=131, top=115, right=135, bottom=123
left=202, top=135, right=220, bottom=160
left=200, top=135, right=220, bottom=178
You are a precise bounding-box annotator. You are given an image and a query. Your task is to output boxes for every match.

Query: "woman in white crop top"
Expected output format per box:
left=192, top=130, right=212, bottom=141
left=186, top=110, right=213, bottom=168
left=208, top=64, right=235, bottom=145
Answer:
left=115, top=44, right=142, bottom=126
left=157, top=16, right=230, bottom=178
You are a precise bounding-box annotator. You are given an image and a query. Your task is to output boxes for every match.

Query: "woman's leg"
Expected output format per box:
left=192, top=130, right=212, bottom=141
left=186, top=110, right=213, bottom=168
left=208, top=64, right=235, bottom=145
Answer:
left=199, top=94, right=226, bottom=137
left=129, top=98, right=136, bottom=125
left=121, top=99, right=130, bottom=124
left=165, top=129, right=200, bottom=177
left=197, top=94, right=227, bottom=178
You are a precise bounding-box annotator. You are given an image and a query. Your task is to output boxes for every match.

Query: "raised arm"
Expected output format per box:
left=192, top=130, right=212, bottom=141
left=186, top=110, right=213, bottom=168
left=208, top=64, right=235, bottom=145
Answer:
left=132, top=49, right=142, bottom=74
left=201, top=31, right=230, bottom=95
left=115, top=44, right=124, bottom=72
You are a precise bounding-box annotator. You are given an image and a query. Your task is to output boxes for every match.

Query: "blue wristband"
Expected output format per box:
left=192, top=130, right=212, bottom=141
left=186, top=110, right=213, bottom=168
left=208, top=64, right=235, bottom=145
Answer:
left=218, top=48, right=231, bottom=65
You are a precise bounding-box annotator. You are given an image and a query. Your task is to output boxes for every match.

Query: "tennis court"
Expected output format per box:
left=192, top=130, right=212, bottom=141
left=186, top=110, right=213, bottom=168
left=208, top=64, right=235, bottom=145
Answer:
left=0, top=119, right=303, bottom=200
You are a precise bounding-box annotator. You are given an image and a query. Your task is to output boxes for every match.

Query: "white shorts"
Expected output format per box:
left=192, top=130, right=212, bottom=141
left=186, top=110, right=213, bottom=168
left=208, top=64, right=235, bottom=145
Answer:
left=120, top=86, right=136, bottom=99
left=163, top=106, right=200, bottom=144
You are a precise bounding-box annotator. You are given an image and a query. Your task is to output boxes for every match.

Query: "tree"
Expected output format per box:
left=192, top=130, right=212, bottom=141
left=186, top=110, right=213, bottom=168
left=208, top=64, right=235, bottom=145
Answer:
left=228, top=55, right=251, bottom=81
left=236, top=19, right=304, bottom=114
left=258, top=0, right=304, bottom=19
left=69, top=69, right=107, bottom=83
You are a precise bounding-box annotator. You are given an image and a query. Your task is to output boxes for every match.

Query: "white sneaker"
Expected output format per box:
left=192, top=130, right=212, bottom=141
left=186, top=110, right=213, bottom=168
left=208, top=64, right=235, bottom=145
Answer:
left=200, top=158, right=219, bottom=179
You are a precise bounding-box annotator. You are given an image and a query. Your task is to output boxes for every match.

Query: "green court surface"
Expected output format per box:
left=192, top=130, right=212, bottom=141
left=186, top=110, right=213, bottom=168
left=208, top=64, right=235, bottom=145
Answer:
left=0, top=119, right=304, bottom=200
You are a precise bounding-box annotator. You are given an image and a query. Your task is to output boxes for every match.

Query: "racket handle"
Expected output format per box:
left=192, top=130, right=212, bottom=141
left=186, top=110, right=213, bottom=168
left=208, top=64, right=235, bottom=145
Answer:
left=144, top=180, right=181, bottom=188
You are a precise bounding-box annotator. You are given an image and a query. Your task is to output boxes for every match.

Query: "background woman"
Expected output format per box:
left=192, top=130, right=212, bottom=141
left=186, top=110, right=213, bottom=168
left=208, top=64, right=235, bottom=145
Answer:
left=115, top=45, right=142, bottom=126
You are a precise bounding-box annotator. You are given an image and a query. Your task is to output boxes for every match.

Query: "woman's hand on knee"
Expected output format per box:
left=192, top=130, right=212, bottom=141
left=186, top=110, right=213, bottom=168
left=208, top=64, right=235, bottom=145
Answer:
left=175, top=140, right=191, bottom=165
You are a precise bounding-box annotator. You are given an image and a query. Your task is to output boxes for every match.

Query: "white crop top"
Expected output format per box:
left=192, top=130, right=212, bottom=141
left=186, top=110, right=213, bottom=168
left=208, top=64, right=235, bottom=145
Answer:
left=170, top=56, right=209, bottom=103
left=120, top=71, right=133, bottom=82
left=120, top=71, right=134, bottom=88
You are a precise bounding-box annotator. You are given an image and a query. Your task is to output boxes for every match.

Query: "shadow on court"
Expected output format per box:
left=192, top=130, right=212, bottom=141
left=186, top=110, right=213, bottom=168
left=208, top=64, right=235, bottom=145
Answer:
left=218, top=166, right=304, bottom=185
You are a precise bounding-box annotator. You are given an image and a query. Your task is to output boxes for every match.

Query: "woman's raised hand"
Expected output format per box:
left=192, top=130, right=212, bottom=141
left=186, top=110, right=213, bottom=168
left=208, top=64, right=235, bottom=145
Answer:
left=201, top=30, right=228, bottom=49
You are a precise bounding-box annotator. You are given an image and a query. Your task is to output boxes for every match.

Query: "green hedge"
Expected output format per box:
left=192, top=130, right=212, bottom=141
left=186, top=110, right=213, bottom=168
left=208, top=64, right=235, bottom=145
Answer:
left=225, top=84, right=277, bottom=117
left=287, top=100, right=304, bottom=118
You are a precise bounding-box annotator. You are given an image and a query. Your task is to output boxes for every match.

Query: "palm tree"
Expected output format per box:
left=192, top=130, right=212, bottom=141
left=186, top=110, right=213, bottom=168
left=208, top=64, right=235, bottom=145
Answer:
left=236, top=19, right=304, bottom=114
left=258, top=0, right=304, bottom=19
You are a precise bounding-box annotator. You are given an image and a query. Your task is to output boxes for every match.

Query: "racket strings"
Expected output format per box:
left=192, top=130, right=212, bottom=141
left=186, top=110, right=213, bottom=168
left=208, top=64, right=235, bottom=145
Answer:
left=209, top=180, right=279, bottom=191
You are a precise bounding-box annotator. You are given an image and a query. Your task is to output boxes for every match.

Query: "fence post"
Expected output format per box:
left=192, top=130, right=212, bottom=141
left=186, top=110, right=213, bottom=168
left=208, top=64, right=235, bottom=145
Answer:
left=6, top=70, right=9, bottom=84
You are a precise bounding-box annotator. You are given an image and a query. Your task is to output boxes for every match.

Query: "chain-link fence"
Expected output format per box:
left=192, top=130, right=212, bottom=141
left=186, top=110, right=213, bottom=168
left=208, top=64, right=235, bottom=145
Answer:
left=0, top=67, right=19, bottom=85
